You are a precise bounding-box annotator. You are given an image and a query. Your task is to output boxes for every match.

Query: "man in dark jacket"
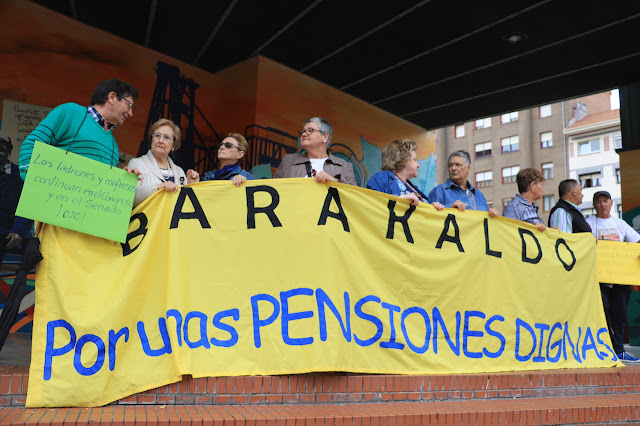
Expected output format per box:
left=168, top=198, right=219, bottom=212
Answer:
left=548, top=179, right=591, bottom=233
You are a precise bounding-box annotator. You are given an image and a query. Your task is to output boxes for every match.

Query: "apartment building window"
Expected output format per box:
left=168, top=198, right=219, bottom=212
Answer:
left=501, top=136, right=519, bottom=153
left=542, top=162, right=554, bottom=179
left=539, top=105, right=552, bottom=117
left=578, top=139, right=600, bottom=155
left=540, top=131, right=553, bottom=148
left=582, top=208, right=595, bottom=218
left=501, top=111, right=518, bottom=123
left=475, top=118, right=491, bottom=129
left=475, top=142, right=492, bottom=158
left=579, top=172, right=602, bottom=188
left=455, top=124, right=465, bottom=138
left=616, top=168, right=621, bottom=183
left=543, top=195, right=555, bottom=212
left=475, top=171, right=493, bottom=188
left=502, top=198, right=513, bottom=210
left=502, top=166, right=520, bottom=184
left=614, top=134, right=622, bottom=149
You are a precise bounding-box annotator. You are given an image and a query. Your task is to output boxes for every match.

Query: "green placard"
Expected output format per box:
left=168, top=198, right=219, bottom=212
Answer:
left=16, top=142, right=137, bottom=243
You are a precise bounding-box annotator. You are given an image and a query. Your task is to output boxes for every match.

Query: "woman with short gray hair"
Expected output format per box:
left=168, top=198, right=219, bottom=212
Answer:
left=273, top=117, right=356, bottom=185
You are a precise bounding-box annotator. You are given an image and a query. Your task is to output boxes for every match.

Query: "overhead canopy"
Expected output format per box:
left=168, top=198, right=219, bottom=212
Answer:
left=30, top=0, right=640, bottom=129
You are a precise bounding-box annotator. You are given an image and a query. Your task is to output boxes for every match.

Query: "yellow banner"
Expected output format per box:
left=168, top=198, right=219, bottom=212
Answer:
left=27, top=179, right=620, bottom=407
left=596, top=240, right=640, bottom=285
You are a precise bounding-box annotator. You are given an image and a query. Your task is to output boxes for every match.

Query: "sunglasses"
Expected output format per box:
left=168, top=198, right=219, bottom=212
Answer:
left=218, top=141, right=239, bottom=150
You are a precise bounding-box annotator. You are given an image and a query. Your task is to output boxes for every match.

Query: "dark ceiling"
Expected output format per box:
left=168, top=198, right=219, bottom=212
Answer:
left=29, top=0, right=640, bottom=130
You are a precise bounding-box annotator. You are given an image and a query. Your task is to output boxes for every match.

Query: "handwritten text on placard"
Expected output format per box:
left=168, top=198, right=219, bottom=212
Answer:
left=16, top=142, right=136, bottom=242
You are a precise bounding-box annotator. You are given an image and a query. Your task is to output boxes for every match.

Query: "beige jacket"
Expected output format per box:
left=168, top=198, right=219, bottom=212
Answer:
left=128, top=150, right=187, bottom=207
left=273, top=152, right=356, bottom=185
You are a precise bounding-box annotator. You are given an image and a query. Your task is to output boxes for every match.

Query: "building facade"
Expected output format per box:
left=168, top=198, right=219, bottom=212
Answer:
left=565, top=109, right=622, bottom=218
left=434, top=90, right=621, bottom=224
left=434, top=104, right=566, bottom=224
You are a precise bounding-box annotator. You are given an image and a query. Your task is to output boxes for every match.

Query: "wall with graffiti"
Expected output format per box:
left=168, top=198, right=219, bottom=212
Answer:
left=0, top=1, right=437, bottom=333
left=0, top=0, right=436, bottom=190
left=250, top=57, right=435, bottom=187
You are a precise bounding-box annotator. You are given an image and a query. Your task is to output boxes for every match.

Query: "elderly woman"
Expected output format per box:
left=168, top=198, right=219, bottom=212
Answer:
left=366, top=139, right=443, bottom=209
left=502, top=168, right=547, bottom=231
left=202, top=133, right=255, bottom=186
left=274, top=117, right=356, bottom=185
left=128, top=118, right=199, bottom=207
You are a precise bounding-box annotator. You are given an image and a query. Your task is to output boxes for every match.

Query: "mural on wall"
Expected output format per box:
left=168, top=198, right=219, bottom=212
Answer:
left=621, top=151, right=640, bottom=233
left=620, top=150, right=640, bottom=345
left=0, top=276, right=35, bottom=334
left=0, top=0, right=436, bottom=194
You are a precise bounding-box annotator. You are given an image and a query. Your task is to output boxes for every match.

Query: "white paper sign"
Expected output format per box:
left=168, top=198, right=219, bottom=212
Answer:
left=2, top=99, right=53, bottom=163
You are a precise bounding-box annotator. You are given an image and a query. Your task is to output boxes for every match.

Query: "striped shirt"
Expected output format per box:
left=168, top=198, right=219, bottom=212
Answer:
left=87, top=106, right=116, bottom=131
left=549, top=200, right=581, bottom=233
left=502, top=193, right=543, bottom=225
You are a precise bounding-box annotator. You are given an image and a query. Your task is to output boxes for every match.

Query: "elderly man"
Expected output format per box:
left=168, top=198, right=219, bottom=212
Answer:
left=0, top=134, right=32, bottom=266
left=19, top=79, right=140, bottom=180
left=586, top=191, right=640, bottom=363
left=428, top=150, right=499, bottom=215
left=502, top=168, right=547, bottom=231
left=548, top=179, right=591, bottom=233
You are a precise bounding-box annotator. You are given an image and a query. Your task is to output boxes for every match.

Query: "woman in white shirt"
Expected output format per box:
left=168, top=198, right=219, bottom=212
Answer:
left=128, top=119, right=199, bottom=207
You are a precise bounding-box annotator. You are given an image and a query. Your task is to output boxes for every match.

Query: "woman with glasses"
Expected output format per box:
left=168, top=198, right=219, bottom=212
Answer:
left=201, top=133, right=255, bottom=186
left=273, top=117, right=356, bottom=185
left=367, top=139, right=443, bottom=209
left=128, top=119, right=199, bottom=207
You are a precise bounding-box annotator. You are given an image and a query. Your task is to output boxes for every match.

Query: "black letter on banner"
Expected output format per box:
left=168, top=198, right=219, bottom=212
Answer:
left=121, top=213, right=148, bottom=257
left=246, top=185, right=282, bottom=229
left=435, top=214, right=464, bottom=252
left=555, top=239, right=576, bottom=271
left=484, top=218, right=502, bottom=258
left=518, top=228, right=542, bottom=264
left=317, top=187, right=350, bottom=232
left=170, top=187, right=211, bottom=229
left=386, top=200, right=415, bottom=243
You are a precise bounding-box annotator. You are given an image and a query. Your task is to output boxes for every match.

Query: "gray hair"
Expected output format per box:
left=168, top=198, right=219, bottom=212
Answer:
left=448, top=150, right=471, bottom=166
left=558, top=179, right=579, bottom=198
left=304, top=117, right=333, bottom=147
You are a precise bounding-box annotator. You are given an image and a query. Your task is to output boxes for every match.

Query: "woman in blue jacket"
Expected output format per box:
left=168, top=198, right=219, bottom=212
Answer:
left=366, top=139, right=443, bottom=209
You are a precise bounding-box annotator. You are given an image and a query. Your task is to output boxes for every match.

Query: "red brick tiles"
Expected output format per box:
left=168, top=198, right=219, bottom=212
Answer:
left=1, top=394, right=639, bottom=425
left=2, top=367, right=640, bottom=408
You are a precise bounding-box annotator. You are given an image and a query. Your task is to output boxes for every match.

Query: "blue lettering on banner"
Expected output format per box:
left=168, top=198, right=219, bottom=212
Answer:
left=41, top=288, right=615, bottom=380
left=211, top=309, right=240, bottom=347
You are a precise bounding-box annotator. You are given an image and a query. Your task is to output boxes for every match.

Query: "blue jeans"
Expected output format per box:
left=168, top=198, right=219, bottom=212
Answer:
left=600, top=283, right=632, bottom=354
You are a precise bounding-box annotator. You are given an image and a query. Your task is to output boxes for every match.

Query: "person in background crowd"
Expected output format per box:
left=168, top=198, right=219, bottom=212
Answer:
left=127, top=119, right=199, bottom=207
left=274, top=117, right=356, bottom=185
left=0, top=134, right=33, bottom=266
left=428, top=150, right=499, bottom=216
left=19, top=79, right=141, bottom=180
left=548, top=179, right=591, bottom=233
left=502, top=168, right=547, bottom=231
left=367, top=139, right=443, bottom=209
left=201, top=133, right=254, bottom=186
left=586, top=190, right=640, bottom=363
